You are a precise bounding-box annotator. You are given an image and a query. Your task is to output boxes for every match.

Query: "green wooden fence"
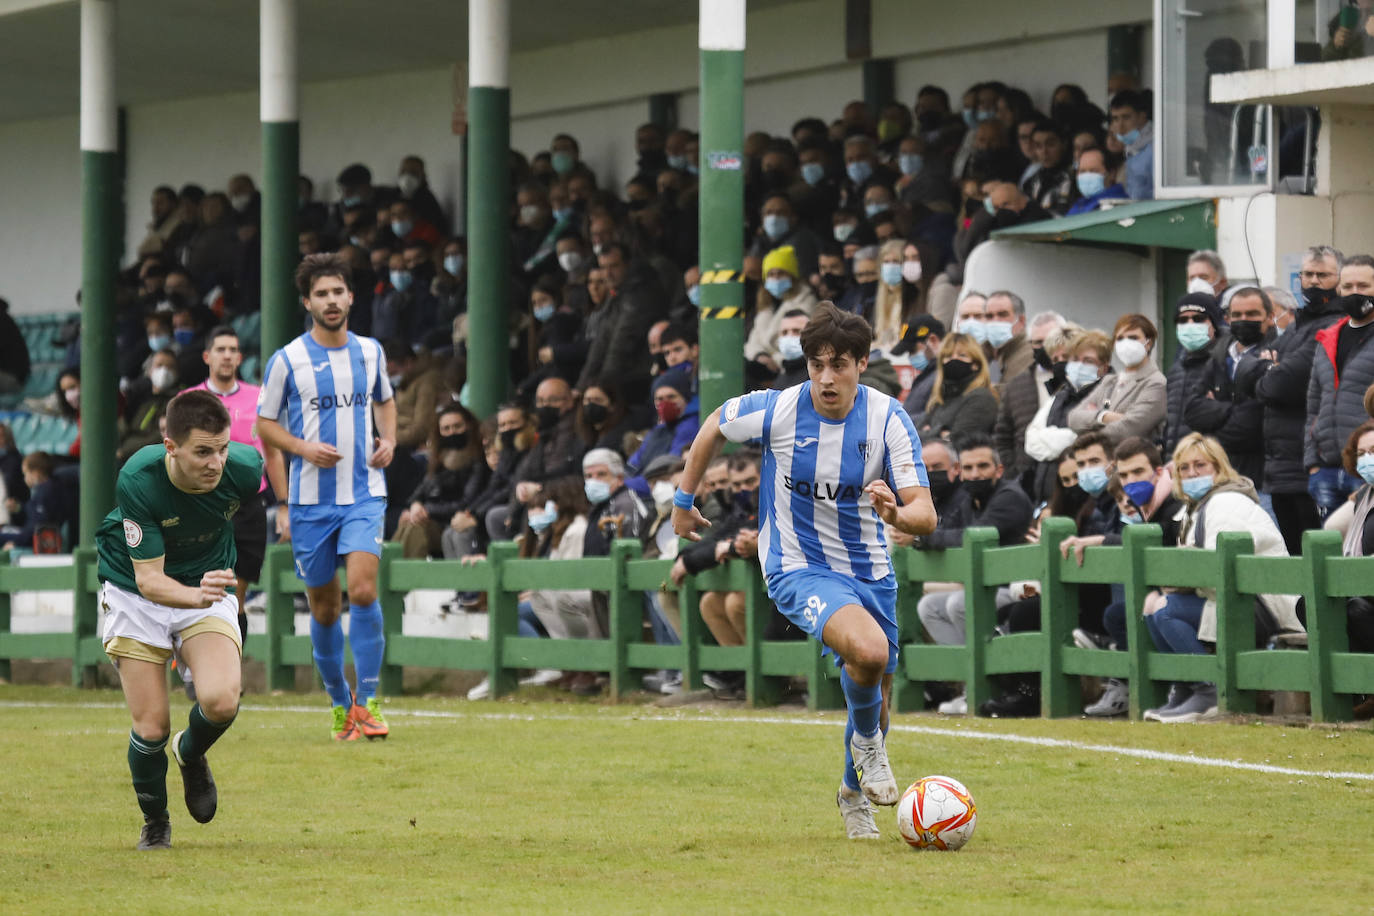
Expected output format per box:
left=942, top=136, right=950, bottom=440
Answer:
left=3, top=516, right=1373, bottom=721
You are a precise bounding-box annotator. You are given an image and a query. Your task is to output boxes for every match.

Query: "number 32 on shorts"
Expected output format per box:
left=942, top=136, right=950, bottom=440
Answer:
left=803, top=594, right=827, bottom=626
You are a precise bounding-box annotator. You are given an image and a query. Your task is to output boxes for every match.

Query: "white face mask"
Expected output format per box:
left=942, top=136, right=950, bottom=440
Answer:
left=558, top=251, right=583, bottom=273
left=150, top=366, right=176, bottom=391
left=1114, top=338, right=1148, bottom=368
left=519, top=204, right=542, bottom=226
left=1187, top=277, right=1214, bottom=296
left=397, top=173, right=421, bottom=196
left=651, top=480, right=676, bottom=513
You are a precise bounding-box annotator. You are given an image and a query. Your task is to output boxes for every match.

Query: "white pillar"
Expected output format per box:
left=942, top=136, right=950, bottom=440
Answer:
left=80, top=0, right=116, bottom=153
left=469, top=0, right=509, bottom=88
left=260, top=0, right=298, bottom=122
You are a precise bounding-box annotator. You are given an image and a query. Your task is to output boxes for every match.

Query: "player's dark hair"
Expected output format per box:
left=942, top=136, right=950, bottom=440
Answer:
left=800, top=301, right=872, bottom=364
left=166, top=389, right=231, bottom=444
left=1113, top=436, right=1162, bottom=468
left=295, top=252, right=352, bottom=297
left=203, top=324, right=238, bottom=351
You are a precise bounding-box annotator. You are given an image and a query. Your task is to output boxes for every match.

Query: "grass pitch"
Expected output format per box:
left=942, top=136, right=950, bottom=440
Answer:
left=3, top=686, right=1373, bottom=914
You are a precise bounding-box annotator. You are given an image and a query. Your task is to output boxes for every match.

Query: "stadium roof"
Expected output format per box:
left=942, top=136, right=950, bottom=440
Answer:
left=0, top=0, right=798, bottom=123
left=991, top=198, right=1217, bottom=252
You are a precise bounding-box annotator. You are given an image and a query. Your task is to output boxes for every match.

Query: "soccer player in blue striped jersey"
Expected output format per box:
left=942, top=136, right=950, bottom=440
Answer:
left=257, top=253, right=397, bottom=741
left=673, top=303, right=937, bottom=839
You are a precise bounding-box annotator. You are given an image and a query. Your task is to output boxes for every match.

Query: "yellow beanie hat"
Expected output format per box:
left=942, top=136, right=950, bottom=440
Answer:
left=761, top=244, right=799, bottom=279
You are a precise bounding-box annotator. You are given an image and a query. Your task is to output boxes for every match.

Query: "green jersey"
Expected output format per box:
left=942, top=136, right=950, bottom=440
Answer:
left=96, top=442, right=264, bottom=594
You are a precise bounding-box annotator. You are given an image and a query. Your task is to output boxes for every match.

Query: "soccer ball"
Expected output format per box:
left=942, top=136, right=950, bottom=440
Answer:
left=896, top=775, right=977, bottom=851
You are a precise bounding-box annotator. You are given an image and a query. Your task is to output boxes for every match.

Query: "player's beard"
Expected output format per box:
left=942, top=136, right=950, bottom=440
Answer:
left=315, top=306, right=349, bottom=331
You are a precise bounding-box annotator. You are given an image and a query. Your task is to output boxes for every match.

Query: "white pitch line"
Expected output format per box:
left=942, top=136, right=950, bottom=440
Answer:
left=5, top=700, right=1372, bottom=783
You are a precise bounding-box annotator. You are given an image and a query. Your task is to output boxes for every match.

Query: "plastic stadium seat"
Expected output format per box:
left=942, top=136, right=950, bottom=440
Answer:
left=233, top=312, right=263, bottom=356
left=241, top=354, right=262, bottom=384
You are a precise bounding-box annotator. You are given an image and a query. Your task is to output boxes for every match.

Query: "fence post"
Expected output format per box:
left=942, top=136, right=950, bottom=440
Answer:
left=484, top=541, right=519, bottom=699
left=607, top=538, right=642, bottom=700
left=376, top=542, right=403, bottom=697
left=962, top=527, right=999, bottom=713
left=0, top=550, right=10, bottom=683
left=1301, top=529, right=1351, bottom=722
left=890, top=546, right=923, bottom=713
left=1122, top=523, right=1163, bottom=718
left=1212, top=531, right=1255, bottom=715
left=743, top=560, right=780, bottom=706
left=262, top=543, right=294, bottom=691
left=71, top=546, right=100, bottom=687
left=1037, top=516, right=1080, bottom=717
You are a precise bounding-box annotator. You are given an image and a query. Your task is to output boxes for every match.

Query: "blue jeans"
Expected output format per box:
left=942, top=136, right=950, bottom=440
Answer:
left=643, top=591, right=680, bottom=646
left=1144, top=592, right=1208, bottom=655
left=1308, top=467, right=1360, bottom=518
left=517, top=600, right=547, bottom=639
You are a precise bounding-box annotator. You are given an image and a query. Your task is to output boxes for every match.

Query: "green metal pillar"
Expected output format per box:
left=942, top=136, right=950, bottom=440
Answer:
left=1107, top=25, right=1145, bottom=90
left=466, top=0, right=511, bottom=419
left=261, top=0, right=299, bottom=358
left=79, top=0, right=118, bottom=549
left=862, top=58, right=894, bottom=117
left=697, top=0, right=746, bottom=416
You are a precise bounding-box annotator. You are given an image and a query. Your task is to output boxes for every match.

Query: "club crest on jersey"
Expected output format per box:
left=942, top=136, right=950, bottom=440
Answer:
left=123, top=519, right=143, bottom=548
left=724, top=398, right=740, bottom=423
left=857, top=439, right=877, bottom=460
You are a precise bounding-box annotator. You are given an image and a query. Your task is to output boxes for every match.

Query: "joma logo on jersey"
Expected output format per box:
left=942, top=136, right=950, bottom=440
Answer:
left=308, top=391, right=372, bottom=410
left=784, top=476, right=859, bottom=501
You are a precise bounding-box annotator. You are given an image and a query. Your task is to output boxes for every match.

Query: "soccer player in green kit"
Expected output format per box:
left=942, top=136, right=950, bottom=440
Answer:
left=96, top=390, right=264, bottom=849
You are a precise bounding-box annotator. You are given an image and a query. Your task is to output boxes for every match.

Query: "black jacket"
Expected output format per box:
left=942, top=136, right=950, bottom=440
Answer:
left=1182, top=337, right=1271, bottom=484
left=404, top=458, right=490, bottom=521
left=1254, top=296, right=1344, bottom=493
left=1164, top=336, right=1229, bottom=456
left=918, top=477, right=1033, bottom=549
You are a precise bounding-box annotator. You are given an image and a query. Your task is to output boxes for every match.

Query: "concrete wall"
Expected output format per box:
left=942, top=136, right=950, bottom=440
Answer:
left=0, top=0, right=1152, bottom=317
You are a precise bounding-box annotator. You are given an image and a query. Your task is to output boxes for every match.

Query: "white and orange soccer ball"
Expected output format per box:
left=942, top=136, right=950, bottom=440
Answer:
left=896, top=775, right=977, bottom=851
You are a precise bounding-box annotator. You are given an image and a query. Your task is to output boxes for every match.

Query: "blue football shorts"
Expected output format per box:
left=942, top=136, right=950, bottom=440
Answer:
left=288, top=498, right=386, bottom=588
left=767, top=567, right=899, bottom=673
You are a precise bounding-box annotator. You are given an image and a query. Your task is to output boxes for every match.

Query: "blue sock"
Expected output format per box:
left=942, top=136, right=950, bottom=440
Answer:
left=840, top=668, right=883, bottom=791
left=310, top=616, right=352, bottom=708
left=348, top=601, right=385, bottom=704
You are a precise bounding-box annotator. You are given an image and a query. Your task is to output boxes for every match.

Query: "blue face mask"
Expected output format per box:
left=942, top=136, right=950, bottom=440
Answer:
left=1066, top=359, right=1099, bottom=390
left=899, top=153, right=924, bottom=177
left=984, top=321, right=1014, bottom=349
left=1076, top=172, right=1106, bottom=198
left=686, top=284, right=701, bottom=306
left=956, top=318, right=987, bottom=344
left=764, top=276, right=793, bottom=300
left=666, top=154, right=688, bottom=171
left=147, top=334, right=170, bottom=352
left=977, top=109, right=998, bottom=122
left=1182, top=475, right=1214, bottom=501
left=846, top=160, right=873, bottom=186
left=833, top=223, right=856, bottom=243
left=391, top=219, right=412, bottom=238
left=584, top=478, right=612, bottom=505
left=763, top=214, right=790, bottom=240
left=444, top=254, right=465, bottom=276
left=342, top=195, right=362, bottom=207
left=865, top=201, right=890, bottom=219
left=778, top=334, right=804, bottom=362
left=983, top=197, right=997, bottom=216
left=1116, top=128, right=1141, bottom=147
left=880, top=263, right=902, bottom=287
left=551, top=151, right=574, bottom=175
left=391, top=270, right=413, bottom=292
left=1359, top=454, right=1374, bottom=486
left=529, top=500, right=558, bottom=532
left=1121, top=510, right=1144, bottom=526
left=962, top=108, right=978, bottom=128
left=1176, top=322, right=1211, bottom=352
left=686, top=163, right=699, bottom=176
left=1123, top=479, right=1156, bottom=508
left=801, top=162, right=825, bottom=186
left=552, top=207, right=574, bottom=223
left=173, top=328, right=195, bottom=347
left=533, top=303, right=555, bottom=323
left=910, top=350, right=930, bottom=371
left=1078, top=465, right=1109, bottom=496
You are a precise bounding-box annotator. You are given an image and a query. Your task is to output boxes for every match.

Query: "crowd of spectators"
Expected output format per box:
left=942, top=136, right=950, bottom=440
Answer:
left=7, top=72, right=1374, bottom=717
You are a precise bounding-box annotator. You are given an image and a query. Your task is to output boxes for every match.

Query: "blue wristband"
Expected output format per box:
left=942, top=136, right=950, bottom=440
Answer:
left=672, top=488, right=696, bottom=510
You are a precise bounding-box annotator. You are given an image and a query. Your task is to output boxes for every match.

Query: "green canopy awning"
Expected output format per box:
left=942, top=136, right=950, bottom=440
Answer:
left=990, top=198, right=1216, bottom=251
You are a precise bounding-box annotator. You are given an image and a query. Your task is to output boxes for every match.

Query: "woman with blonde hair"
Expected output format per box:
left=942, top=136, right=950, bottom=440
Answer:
left=872, top=238, right=921, bottom=353
left=1141, top=432, right=1304, bottom=723
left=920, top=332, right=999, bottom=441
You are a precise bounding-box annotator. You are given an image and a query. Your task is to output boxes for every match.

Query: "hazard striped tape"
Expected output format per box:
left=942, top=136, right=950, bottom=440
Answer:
left=700, top=307, right=741, bottom=320
left=699, top=269, right=743, bottom=284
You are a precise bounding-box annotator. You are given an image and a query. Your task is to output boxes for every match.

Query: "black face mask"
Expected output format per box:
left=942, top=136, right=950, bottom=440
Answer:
left=1032, top=346, right=1052, bottom=371
left=1302, top=285, right=1335, bottom=308
left=733, top=488, right=758, bottom=513
left=652, top=352, right=669, bottom=374
left=820, top=272, right=848, bottom=294
left=438, top=432, right=468, bottom=451
left=499, top=429, right=519, bottom=451
left=1059, top=483, right=1089, bottom=515
left=710, top=488, right=731, bottom=512
left=927, top=470, right=956, bottom=503
left=858, top=279, right=878, bottom=299
left=1339, top=294, right=1374, bottom=322
left=626, top=198, right=648, bottom=212
left=963, top=198, right=984, bottom=218
left=582, top=402, right=609, bottom=426
left=1051, top=360, right=1069, bottom=388
left=761, top=168, right=790, bottom=190
left=1229, top=319, right=1264, bottom=347
left=942, top=359, right=976, bottom=383
left=916, top=110, right=943, bottom=131
left=535, top=406, right=562, bottom=431
left=964, top=477, right=996, bottom=503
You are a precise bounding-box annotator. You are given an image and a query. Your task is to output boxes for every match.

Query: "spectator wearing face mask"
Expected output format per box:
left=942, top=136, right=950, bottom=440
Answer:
left=575, top=242, right=667, bottom=409
left=840, top=134, right=899, bottom=211
left=498, top=376, right=585, bottom=543
left=794, top=137, right=841, bottom=238
left=1023, top=329, right=1111, bottom=503
left=395, top=155, right=447, bottom=234
left=391, top=404, right=487, bottom=558
left=183, top=192, right=243, bottom=300
left=1023, top=120, right=1077, bottom=216
left=919, top=333, right=999, bottom=442
left=746, top=192, right=820, bottom=279
left=118, top=350, right=183, bottom=462
left=834, top=249, right=879, bottom=321
left=1067, top=313, right=1167, bottom=446
left=581, top=447, right=651, bottom=657
left=1066, top=149, right=1127, bottom=216
left=624, top=367, right=698, bottom=497
left=871, top=239, right=919, bottom=355
left=1164, top=293, right=1229, bottom=456
left=771, top=309, right=813, bottom=391
left=135, top=186, right=189, bottom=260
left=994, top=311, right=1068, bottom=484
left=744, top=245, right=818, bottom=375
left=387, top=198, right=441, bottom=252
left=1108, top=91, right=1154, bottom=201
left=574, top=380, right=639, bottom=457
left=519, top=275, right=587, bottom=401
left=459, top=404, right=536, bottom=556
left=514, top=181, right=572, bottom=280
left=893, top=315, right=946, bottom=426
left=170, top=305, right=211, bottom=388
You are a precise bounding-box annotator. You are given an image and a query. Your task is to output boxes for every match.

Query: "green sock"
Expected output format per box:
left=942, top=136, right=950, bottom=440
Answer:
left=128, top=731, right=168, bottom=821
left=178, top=702, right=235, bottom=761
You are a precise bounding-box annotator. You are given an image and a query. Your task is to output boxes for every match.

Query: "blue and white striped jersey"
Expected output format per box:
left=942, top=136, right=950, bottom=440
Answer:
left=256, top=332, right=393, bottom=506
left=718, top=383, right=928, bottom=582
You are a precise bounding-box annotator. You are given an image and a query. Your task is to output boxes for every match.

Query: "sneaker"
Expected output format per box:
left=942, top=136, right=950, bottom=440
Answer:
left=170, top=730, right=217, bottom=824
left=331, top=704, right=360, bottom=741
left=1143, top=683, right=1194, bottom=721
left=521, top=668, right=564, bottom=687
left=937, top=693, right=967, bottom=716
left=136, top=815, right=172, bottom=850
left=350, top=698, right=389, bottom=740
left=1072, top=627, right=1115, bottom=651
left=978, top=688, right=1040, bottom=718
left=849, top=729, right=899, bottom=806
left=836, top=785, right=880, bottom=839
left=701, top=672, right=730, bottom=691
left=1084, top=679, right=1130, bottom=717
left=1151, top=683, right=1219, bottom=723
left=658, top=671, right=683, bottom=695
left=466, top=677, right=491, bottom=701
